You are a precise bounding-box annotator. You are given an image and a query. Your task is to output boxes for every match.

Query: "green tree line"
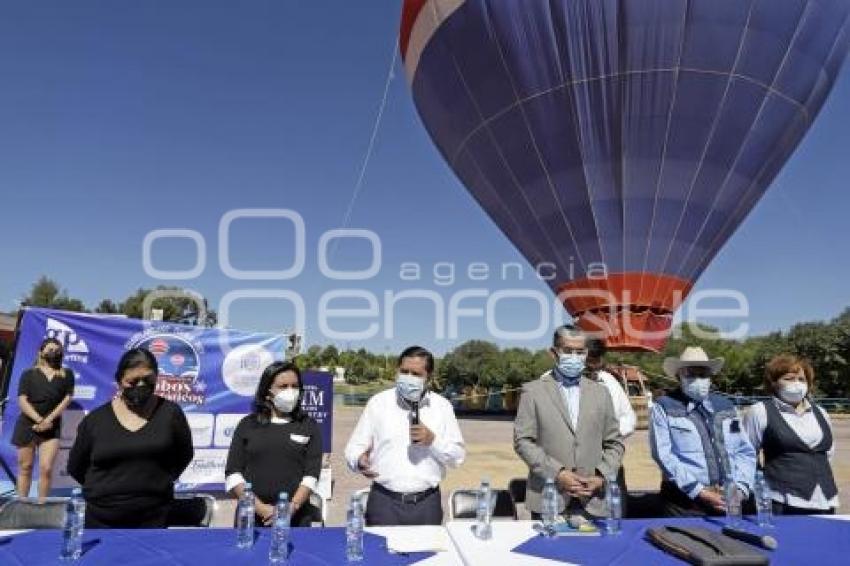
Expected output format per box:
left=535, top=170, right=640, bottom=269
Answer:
left=12, top=277, right=849, bottom=398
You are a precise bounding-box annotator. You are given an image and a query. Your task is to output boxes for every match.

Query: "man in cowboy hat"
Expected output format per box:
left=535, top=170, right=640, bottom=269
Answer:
left=649, top=346, right=756, bottom=517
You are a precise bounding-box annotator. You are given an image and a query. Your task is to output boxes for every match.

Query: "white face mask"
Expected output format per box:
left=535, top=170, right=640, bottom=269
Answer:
left=396, top=373, right=426, bottom=403
left=680, top=376, right=711, bottom=402
left=272, top=388, right=299, bottom=414
left=778, top=382, right=807, bottom=404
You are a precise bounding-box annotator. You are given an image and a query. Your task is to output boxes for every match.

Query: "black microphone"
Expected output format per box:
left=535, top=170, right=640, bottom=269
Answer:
left=721, top=526, right=778, bottom=551
left=410, top=402, right=420, bottom=425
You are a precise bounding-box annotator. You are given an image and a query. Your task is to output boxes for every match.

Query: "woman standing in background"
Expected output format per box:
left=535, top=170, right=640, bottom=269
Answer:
left=12, top=338, right=75, bottom=499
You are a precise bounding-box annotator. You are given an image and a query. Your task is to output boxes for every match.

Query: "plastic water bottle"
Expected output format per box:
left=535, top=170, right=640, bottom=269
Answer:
left=754, top=471, right=773, bottom=528
left=269, top=492, right=291, bottom=564
left=541, top=477, right=558, bottom=537
left=345, top=495, right=364, bottom=562
left=474, top=478, right=493, bottom=540
left=236, top=482, right=255, bottom=549
left=604, top=476, right=622, bottom=535
left=724, top=481, right=742, bottom=527
left=60, top=488, right=85, bottom=560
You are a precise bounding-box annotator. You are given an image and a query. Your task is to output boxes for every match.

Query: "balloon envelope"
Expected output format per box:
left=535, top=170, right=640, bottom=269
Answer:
left=401, top=0, right=850, bottom=350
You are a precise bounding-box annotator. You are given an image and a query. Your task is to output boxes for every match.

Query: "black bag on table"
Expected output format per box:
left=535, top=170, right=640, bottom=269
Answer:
left=645, top=525, right=769, bottom=565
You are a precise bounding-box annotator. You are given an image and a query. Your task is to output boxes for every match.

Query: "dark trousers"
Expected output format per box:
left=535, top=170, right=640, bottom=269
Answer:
left=659, top=481, right=723, bottom=518
left=772, top=501, right=836, bottom=516
left=365, top=483, right=442, bottom=526
left=86, top=500, right=170, bottom=528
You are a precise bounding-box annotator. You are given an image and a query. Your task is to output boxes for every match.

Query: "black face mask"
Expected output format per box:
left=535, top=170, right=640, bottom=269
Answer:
left=123, top=382, right=154, bottom=409
left=44, top=351, right=63, bottom=369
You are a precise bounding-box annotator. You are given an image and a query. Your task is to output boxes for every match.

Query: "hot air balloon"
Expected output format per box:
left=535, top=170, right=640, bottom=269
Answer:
left=401, top=0, right=850, bottom=351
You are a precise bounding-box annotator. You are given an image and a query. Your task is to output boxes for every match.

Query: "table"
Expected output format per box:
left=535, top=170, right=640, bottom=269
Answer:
left=0, top=527, right=442, bottom=565
left=447, top=516, right=850, bottom=565
left=2, top=517, right=848, bottom=565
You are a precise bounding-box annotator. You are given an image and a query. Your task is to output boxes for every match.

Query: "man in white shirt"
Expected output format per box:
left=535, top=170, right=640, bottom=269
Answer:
left=344, top=345, right=465, bottom=525
left=586, top=338, right=637, bottom=438
left=585, top=338, right=636, bottom=516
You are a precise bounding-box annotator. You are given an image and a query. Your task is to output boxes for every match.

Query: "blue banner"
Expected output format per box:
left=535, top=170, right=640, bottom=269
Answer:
left=0, top=308, right=333, bottom=492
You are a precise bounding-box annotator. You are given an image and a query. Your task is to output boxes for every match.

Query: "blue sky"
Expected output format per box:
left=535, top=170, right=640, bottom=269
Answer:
left=2, top=1, right=849, bottom=354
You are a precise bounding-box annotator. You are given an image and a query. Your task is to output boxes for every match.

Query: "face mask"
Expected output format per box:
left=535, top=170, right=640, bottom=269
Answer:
left=123, top=381, right=154, bottom=410
left=556, top=353, right=586, bottom=380
left=681, top=376, right=711, bottom=402
left=272, top=388, right=299, bottom=414
left=396, top=373, right=426, bottom=403
left=778, top=382, right=807, bottom=404
left=43, top=351, right=63, bottom=369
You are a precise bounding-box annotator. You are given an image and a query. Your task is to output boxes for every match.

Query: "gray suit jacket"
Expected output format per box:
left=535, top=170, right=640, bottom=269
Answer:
left=513, top=372, right=624, bottom=517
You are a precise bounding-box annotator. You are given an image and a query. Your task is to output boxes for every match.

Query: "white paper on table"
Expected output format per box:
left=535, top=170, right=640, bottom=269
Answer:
left=383, top=526, right=453, bottom=553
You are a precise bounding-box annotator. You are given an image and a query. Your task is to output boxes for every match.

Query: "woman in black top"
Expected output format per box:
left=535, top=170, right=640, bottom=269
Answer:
left=12, top=338, right=75, bottom=499
left=67, top=348, right=193, bottom=528
left=225, top=361, right=323, bottom=527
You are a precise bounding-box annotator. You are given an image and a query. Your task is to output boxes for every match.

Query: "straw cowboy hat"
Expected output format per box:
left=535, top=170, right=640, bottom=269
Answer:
left=662, top=346, right=724, bottom=378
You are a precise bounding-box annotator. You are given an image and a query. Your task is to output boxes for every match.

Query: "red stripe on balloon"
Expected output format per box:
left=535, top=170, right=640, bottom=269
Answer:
left=399, top=0, right=429, bottom=62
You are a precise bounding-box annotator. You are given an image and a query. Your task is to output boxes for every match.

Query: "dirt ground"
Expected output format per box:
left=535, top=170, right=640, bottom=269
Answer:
left=212, top=406, right=850, bottom=527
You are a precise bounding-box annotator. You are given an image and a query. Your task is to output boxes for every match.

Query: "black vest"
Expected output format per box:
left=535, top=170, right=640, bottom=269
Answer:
left=762, top=399, right=837, bottom=501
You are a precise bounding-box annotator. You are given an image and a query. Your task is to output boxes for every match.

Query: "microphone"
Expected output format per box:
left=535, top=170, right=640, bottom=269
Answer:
left=409, top=401, right=421, bottom=444
left=721, top=526, right=778, bottom=551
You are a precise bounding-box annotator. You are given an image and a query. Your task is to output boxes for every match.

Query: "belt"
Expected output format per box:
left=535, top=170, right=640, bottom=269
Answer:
left=373, top=482, right=439, bottom=504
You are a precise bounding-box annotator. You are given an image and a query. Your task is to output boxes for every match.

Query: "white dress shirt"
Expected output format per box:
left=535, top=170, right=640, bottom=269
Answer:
left=344, top=388, right=466, bottom=494
left=596, top=370, right=637, bottom=438
left=742, top=397, right=839, bottom=510
left=558, top=377, right=581, bottom=430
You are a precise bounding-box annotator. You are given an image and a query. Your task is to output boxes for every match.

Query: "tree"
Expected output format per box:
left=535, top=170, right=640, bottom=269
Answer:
left=319, top=345, right=339, bottom=368
left=120, top=286, right=217, bottom=326
left=22, top=276, right=87, bottom=312
left=439, top=340, right=501, bottom=388
left=94, top=299, right=120, bottom=314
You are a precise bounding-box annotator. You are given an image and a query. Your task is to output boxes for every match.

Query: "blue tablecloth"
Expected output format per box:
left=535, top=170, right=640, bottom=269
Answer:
left=512, top=516, right=850, bottom=565
left=0, top=528, right=433, bottom=565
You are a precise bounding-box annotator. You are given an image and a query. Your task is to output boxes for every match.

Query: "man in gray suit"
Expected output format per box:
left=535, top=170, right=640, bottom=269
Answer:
left=514, top=325, right=624, bottom=520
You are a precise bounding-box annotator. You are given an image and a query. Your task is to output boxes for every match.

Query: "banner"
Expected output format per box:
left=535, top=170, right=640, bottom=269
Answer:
left=0, top=308, right=333, bottom=491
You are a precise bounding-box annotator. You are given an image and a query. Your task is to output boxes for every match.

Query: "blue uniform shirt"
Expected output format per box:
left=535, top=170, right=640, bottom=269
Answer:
left=650, top=389, right=756, bottom=499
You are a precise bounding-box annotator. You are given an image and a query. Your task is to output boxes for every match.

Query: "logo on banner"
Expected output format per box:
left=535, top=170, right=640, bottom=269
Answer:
left=222, top=344, right=274, bottom=396
left=45, top=317, right=89, bottom=363
left=129, top=332, right=207, bottom=405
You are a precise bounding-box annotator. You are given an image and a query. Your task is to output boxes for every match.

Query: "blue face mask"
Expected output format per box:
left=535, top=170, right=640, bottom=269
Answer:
left=556, top=353, right=586, bottom=381
left=396, top=373, right=426, bottom=402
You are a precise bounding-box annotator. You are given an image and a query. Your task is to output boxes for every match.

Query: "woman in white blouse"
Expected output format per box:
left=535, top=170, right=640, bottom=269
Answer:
left=742, top=354, right=838, bottom=515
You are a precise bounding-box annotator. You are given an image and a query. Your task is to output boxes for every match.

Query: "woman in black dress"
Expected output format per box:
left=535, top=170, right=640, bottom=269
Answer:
left=67, top=348, right=193, bottom=528
left=12, top=338, right=75, bottom=499
left=225, top=361, right=323, bottom=527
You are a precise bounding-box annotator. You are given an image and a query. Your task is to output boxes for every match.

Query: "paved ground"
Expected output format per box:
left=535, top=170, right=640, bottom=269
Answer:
left=214, top=406, right=850, bottom=527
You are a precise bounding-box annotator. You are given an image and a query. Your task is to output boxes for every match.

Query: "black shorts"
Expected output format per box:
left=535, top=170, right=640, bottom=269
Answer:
left=11, top=415, right=61, bottom=447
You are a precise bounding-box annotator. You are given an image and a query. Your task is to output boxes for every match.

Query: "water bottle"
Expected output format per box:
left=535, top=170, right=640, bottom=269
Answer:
left=60, top=488, right=85, bottom=560
left=269, top=492, right=291, bottom=564
left=724, top=481, right=742, bottom=527
left=236, top=482, right=255, bottom=549
left=541, top=477, right=558, bottom=537
left=345, top=495, right=364, bottom=562
left=474, top=478, right=492, bottom=540
left=754, top=471, right=773, bottom=528
left=604, top=476, right=622, bottom=535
